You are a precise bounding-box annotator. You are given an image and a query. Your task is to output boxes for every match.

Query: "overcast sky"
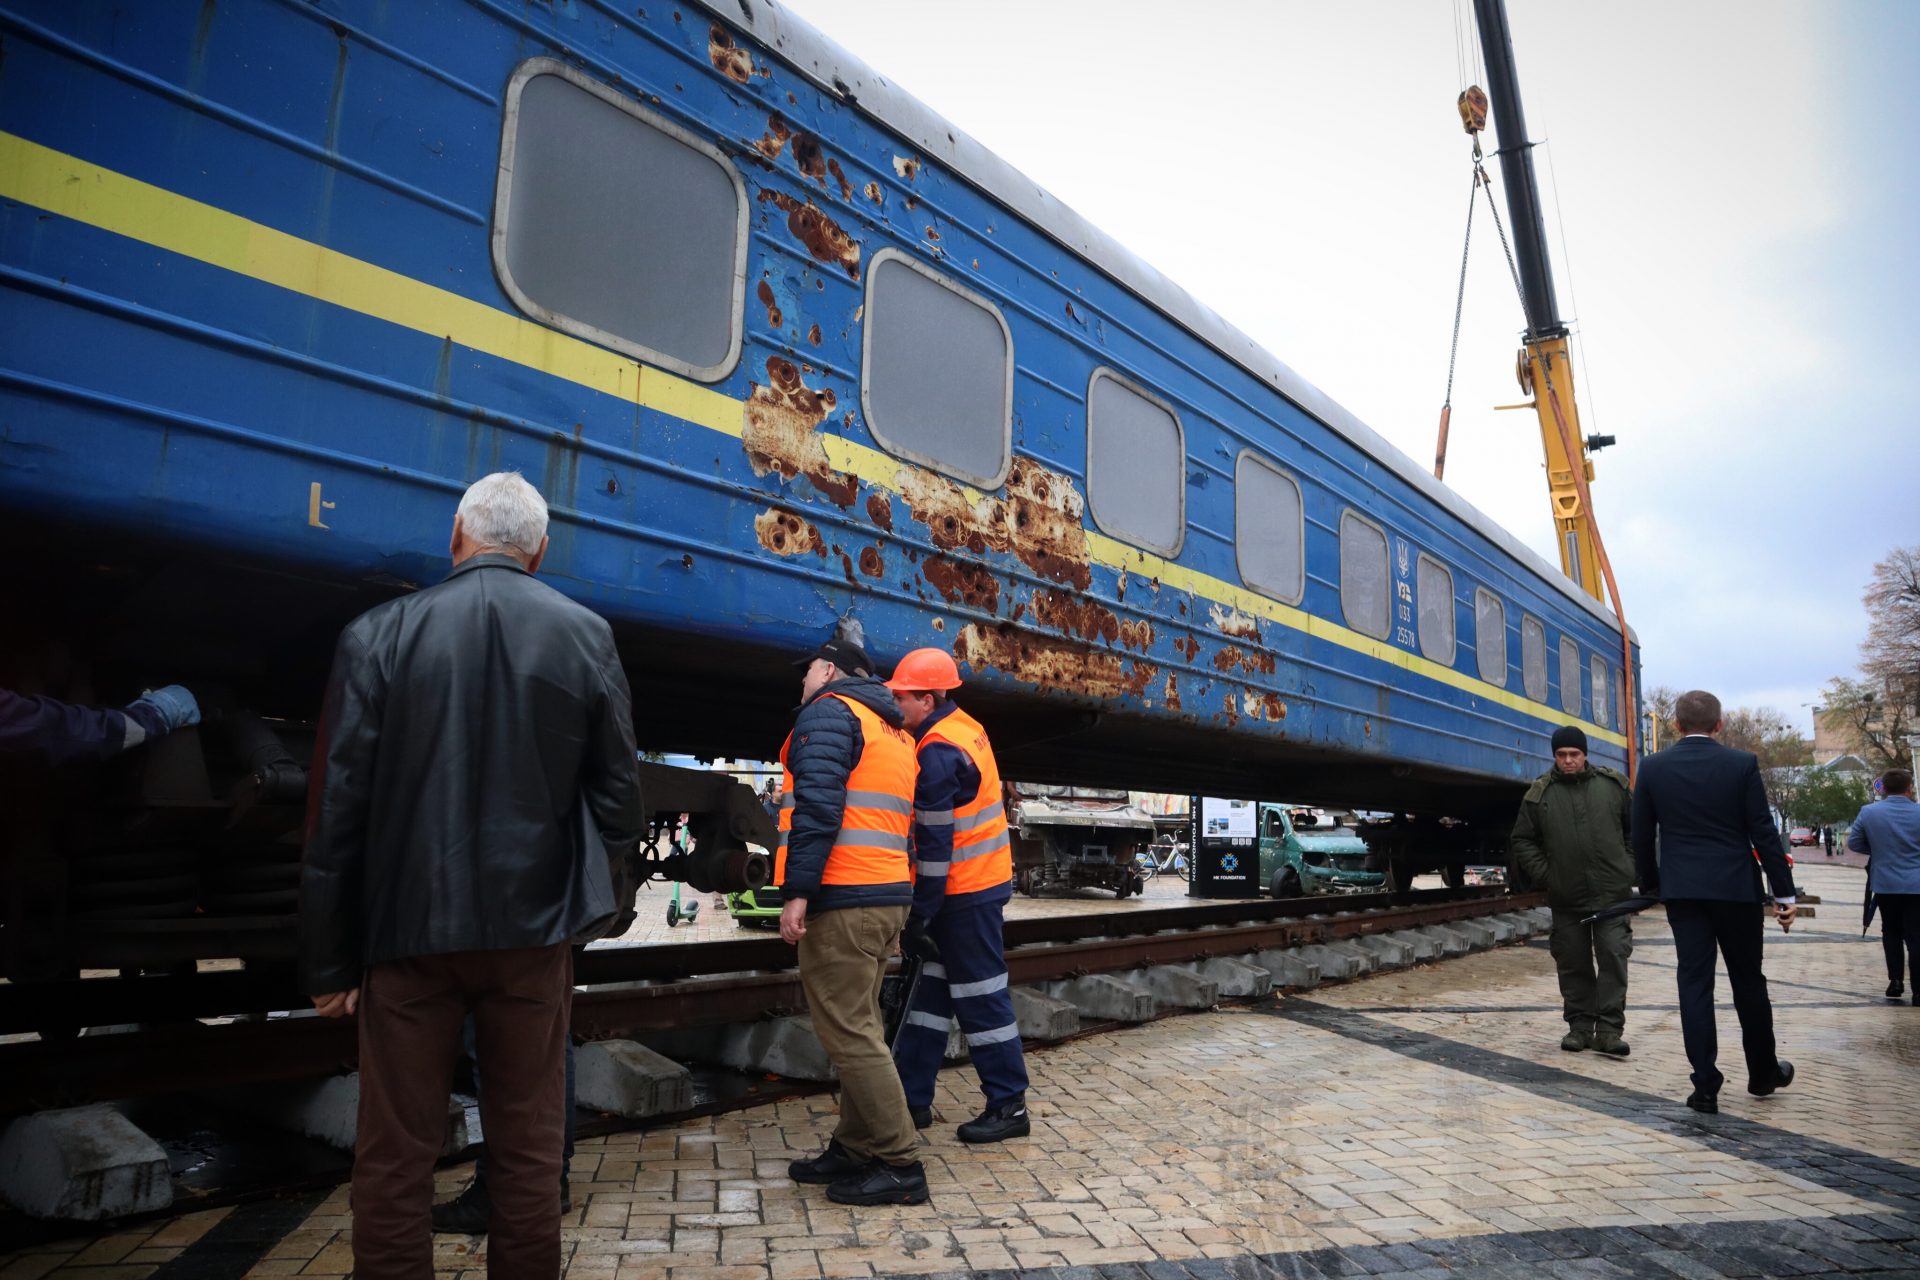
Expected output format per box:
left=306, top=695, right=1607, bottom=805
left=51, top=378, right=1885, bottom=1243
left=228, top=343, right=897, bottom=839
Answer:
left=778, top=0, right=1919, bottom=735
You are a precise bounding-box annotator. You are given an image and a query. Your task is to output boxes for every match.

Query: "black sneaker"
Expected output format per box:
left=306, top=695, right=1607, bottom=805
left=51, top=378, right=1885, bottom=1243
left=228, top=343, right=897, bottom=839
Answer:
left=957, top=1099, right=1031, bottom=1144
left=826, top=1160, right=928, bottom=1206
left=910, top=1105, right=933, bottom=1130
left=431, top=1182, right=491, bottom=1235
left=788, top=1139, right=872, bottom=1185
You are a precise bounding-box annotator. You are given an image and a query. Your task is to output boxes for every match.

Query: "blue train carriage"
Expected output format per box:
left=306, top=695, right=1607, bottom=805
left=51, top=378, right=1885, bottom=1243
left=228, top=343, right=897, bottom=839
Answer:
left=0, top=0, right=1637, bottom=975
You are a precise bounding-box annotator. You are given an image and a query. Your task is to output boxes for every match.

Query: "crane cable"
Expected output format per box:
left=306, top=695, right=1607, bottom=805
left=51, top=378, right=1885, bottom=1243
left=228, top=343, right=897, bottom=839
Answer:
left=1433, top=170, right=1477, bottom=482
left=1475, top=144, right=1640, bottom=781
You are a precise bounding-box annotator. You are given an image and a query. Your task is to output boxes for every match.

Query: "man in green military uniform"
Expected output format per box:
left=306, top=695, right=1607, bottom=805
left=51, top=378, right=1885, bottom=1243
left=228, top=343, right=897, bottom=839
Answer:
left=1510, top=726, right=1636, bottom=1056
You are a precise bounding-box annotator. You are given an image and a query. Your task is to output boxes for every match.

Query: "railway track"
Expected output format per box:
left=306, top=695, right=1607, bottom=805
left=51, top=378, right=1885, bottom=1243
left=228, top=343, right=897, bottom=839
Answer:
left=0, top=887, right=1547, bottom=1245
left=2, top=887, right=1537, bottom=1113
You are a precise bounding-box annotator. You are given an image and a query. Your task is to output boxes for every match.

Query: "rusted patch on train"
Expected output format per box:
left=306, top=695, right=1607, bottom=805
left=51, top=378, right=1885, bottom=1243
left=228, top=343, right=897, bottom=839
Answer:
left=755, top=280, right=782, bottom=328
left=896, top=458, right=1092, bottom=591
left=954, top=624, right=1156, bottom=700
left=1240, top=692, right=1288, bottom=722
left=1210, top=604, right=1261, bottom=642
left=865, top=492, right=893, bottom=532
left=758, top=191, right=861, bottom=278
left=827, top=159, right=853, bottom=202
left=754, top=508, right=825, bottom=558
left=744, top=357, right=857, bottom=508
left=1120, top=619, right=1154, bottom=650
left=1179, top=635, right=1200, bottom=661
left=892, top=155, right=920, bottom=181
left=923, top=556, right=1001, bottom=615
left=1164, top=674, right=1182, bottom=712
left=754, top=113, right=791, bottom=161
left=1211, top=645, right=1276, bottom=676
left=1030, top=590, right=1118, bottom=644
left=806, top=323, right=822, bottom=346
left=858, top=545, right=885, bottom=578
left=708, top=25, right=755, bottom=83
left=792, top=132, right=827, bottom=184
left=833, top=545, right=855, bottom=583
left=862, top=181, right=883, bottom=205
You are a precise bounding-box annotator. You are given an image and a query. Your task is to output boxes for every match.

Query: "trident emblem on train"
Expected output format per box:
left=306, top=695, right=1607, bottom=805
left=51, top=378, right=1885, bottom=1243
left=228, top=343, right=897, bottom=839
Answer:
left=1395, top=538, right=1410, bottom=577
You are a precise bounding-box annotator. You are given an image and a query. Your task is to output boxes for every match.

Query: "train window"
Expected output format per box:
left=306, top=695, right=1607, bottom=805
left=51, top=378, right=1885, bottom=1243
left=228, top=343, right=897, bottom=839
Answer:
left=1522, top=616, right=1548, bottom=702
left=1559, top=636, right=1582, bottom=715
left=1088, top=370, right=1184, bottom=555
left=1475, top=589, right=1507, bottom=687
left=1416, top=554, right=1454, bottom=664
left=1339, top=511, right=1390, bottom=640
left=862, top=248, right=1013, bottom=489
left=1234, top=452, right=1304, bottom=604
left=494, top=60, right=747, bottom=382
left=1591, top=655, right=1611, bottom=728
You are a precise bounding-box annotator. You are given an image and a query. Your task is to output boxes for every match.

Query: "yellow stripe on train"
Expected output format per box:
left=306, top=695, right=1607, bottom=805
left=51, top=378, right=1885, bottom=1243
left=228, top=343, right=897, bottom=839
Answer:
left=0, top=130, right=1630, bottom=750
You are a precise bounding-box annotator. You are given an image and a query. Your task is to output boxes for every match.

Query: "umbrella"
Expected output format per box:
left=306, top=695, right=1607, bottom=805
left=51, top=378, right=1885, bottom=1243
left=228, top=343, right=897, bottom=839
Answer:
left=1580, top=895, right=1663, bottom=925
left=1864, top=854, right=1878, bottom=934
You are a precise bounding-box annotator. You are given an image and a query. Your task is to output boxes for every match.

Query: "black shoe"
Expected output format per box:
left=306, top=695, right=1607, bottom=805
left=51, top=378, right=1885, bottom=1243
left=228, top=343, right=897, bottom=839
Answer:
left=957, top=1099, right=1031, bottom=1144
left=1685, top=1090, right=1719, bottom=1115
left=1748, top=1060, right=1794, bottom=1096
left=431, top=1183, right=491, bottom=1234
left=1888, top=980, right=1905, bottom=1000
left=826, top=1160, right=928, bottom=1206
left=788, top=1139, right=873, bottom=1185
left=910, top=1105, right=932, bottom=1130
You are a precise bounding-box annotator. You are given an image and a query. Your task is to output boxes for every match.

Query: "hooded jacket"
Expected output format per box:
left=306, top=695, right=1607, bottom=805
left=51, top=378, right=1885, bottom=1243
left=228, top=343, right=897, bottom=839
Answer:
left=781, top=675, right=915, bottom=913
left=1509, top=764, right=1635, bottom=912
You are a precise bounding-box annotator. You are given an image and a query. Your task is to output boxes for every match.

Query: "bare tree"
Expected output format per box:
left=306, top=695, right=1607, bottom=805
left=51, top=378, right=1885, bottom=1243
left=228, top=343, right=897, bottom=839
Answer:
left=1643, top=684, right=1681, bottom=748
left=1861, top=545, right=1920, bottom=726
left=1821, top=675, right=1915, bottom=774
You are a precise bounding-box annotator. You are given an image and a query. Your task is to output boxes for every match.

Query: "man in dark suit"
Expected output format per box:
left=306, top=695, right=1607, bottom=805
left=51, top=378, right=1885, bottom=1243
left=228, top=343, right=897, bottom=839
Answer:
left=1631, top=689, right=1797, bottom=1113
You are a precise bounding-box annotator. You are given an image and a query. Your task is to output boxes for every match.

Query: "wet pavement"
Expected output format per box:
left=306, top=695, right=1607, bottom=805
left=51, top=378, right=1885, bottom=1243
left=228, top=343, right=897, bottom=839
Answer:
left=6, top=861, right=1916, bottom=1278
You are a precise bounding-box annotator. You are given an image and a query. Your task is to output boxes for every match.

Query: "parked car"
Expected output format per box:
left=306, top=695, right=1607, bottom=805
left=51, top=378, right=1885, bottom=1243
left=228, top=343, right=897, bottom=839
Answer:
left=1259, top=803, right=1385, bottom=897
left=1788, top=827, right=1818, bottom=847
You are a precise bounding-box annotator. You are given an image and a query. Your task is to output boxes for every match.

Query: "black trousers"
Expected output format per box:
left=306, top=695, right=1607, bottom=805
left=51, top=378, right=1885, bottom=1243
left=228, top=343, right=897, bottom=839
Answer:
left=1665, top=899, right=1779, bottom=1094
left=1879, top=893, right=1920, bottom=992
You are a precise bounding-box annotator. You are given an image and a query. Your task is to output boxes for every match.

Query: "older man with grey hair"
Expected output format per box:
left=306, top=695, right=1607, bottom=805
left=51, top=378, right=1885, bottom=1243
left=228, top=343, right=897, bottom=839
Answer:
left=301, top=471, right=643, bottom=1279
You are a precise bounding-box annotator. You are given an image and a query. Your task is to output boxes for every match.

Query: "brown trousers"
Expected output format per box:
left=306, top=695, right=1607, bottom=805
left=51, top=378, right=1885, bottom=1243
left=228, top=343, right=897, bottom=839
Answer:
left=352, top=943, right=571, bottom=1280
left=798, top=904, right=919, bottom=1165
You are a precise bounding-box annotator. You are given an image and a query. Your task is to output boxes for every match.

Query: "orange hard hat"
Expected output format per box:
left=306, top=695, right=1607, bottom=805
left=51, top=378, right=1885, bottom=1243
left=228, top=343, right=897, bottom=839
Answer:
left=886, top=647, right=962, bottom=693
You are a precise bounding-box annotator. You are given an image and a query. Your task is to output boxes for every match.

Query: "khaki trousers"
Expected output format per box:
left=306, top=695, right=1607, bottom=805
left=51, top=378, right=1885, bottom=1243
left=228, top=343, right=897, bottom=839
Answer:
left=798, top=904, right=918, bottom=1165
left=1549, top=908, right=1632, bottom=1034
left=352, top=944, right=571, bottom=1279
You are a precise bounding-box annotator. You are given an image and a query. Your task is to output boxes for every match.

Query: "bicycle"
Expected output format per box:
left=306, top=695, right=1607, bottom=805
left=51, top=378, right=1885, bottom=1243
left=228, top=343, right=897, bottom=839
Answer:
left=1134, top=840, right=1191, bottom=882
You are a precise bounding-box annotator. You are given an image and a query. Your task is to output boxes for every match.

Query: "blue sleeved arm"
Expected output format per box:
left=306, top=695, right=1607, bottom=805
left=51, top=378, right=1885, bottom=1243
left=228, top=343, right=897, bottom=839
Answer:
left=1847, top=806, right=1872, bottom=854
left=782, top=697, right=861, bottom=901
left=0, top=688, right=140, bottom=766
left=909, top=741, right=978, bottom=926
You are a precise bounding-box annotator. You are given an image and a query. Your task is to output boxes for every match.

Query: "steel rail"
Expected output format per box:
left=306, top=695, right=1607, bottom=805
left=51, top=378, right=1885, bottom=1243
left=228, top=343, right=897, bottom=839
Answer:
left=0, top=890, right=1539, bottom=1113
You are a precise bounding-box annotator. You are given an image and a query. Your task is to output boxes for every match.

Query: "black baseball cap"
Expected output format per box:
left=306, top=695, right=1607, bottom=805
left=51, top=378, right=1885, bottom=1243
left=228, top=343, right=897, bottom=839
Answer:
left=794, top=618, right=872, bottom=677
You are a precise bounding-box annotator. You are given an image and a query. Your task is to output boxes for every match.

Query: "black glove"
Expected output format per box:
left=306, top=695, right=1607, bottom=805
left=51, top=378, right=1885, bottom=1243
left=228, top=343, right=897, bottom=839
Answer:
left=902, top=919, right=941, bottom=962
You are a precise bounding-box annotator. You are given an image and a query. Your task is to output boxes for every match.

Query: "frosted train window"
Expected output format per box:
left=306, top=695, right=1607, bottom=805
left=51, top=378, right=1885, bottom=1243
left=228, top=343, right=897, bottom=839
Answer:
left=1088, top=370, right=1184, bottom=555
left=1416, top=554, right=1455, bottom=663
left=1475, top=589, right=1507, bottom=687
left=1591, top=655, right=1611, bottom=728
left=494, top=60, right=747, bottom=382
left=1522, top=616, right=1548, bottom=702
left=1339, top=512, right=1390, bottom=641
left=1235, top=452, right=1304, bottom=604
left=1559, top=636, right=1582, bottom=716
left=862, top=249, right=1013, bottom=489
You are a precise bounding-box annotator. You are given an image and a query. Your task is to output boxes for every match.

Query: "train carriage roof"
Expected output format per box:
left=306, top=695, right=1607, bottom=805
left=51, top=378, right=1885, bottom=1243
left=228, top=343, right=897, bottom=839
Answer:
left=706, top=0, right=1635, bottom=643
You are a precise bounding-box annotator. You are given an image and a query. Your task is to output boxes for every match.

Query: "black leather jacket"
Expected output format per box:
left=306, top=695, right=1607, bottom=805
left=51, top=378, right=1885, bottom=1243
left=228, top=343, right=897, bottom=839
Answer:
left=300, top=554, right=643, bottom=994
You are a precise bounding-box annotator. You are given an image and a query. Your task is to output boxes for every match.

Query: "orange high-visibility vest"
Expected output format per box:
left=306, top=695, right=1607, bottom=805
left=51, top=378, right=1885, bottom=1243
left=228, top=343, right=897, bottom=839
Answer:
left=916, top=705, right=1012, bottom=896
left=775, top=693, right=916, bottom=889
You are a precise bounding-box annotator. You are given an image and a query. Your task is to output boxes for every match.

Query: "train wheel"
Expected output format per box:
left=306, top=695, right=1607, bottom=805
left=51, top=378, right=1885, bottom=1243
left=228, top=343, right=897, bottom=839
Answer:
left=1441, top=863, right=1466, bottom=890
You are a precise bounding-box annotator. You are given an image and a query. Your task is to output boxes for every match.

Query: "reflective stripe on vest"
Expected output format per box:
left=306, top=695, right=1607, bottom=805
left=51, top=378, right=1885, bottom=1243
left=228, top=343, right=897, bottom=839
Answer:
left=774, top=693, right=917, bottom=889
left=916, top=705, right=1013, bottom=896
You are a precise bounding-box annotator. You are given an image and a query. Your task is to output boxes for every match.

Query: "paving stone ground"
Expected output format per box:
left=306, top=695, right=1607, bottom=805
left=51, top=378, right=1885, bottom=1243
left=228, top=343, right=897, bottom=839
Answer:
left=7, top=861, right=1917, bottom=1279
